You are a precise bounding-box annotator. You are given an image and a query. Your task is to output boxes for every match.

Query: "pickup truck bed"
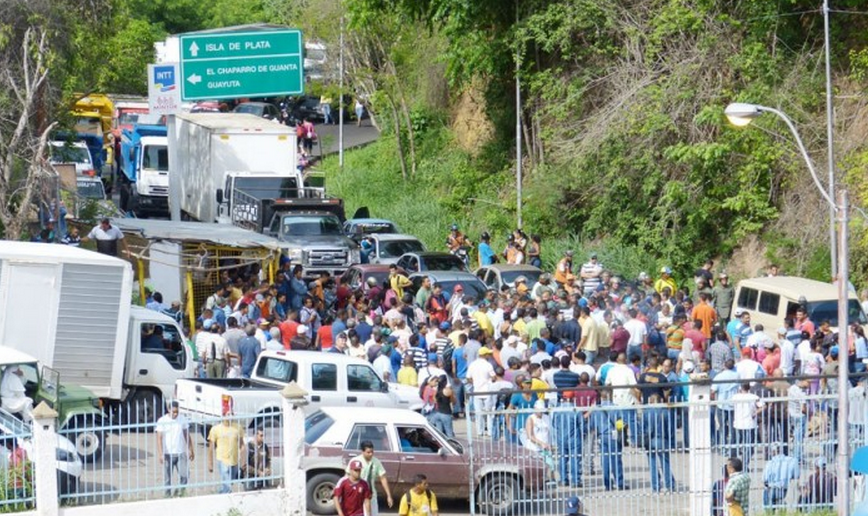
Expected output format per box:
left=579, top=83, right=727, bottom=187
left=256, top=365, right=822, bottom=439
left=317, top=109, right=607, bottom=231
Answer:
left=179, top=378, right=277, bottom=391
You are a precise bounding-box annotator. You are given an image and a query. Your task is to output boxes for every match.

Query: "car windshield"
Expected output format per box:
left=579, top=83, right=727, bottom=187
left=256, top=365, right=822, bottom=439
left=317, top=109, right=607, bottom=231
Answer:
left=73, top=117, right=103, bottom=137
left=500, top=270, right=542, bottom=285
left=807, top=299, right=867, bottom=326
left=304, top=411, right=335, bottom=445
left=117, top=111, right=146, bottom=125
left=235, top=177, right=299, bottom=200
left=365, top=271, right=391, bottom=287
left=235, top=104, right=265, bottom=115
left=439, top=280, right=487, bottom=300
left=50, top=145, right=91, bottom=164
left=380, top=240, right=424, bottom=258
left=281, top=215, right=343, bottom=236
left=77, top=180, right=105, bottom=199
left=355, top=222, right=397, bottom=234
left=142, top=144, right=168, bottom=171
left=423, top=255, right=466, bottom=271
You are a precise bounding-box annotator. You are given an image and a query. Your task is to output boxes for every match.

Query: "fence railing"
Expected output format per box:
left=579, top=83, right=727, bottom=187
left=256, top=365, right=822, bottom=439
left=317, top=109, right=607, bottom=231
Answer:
left=465, top=380, right=866, bottom=516
left=0, top=424, right=36, bottom=513
left=56, top=400, right=283, bottom=506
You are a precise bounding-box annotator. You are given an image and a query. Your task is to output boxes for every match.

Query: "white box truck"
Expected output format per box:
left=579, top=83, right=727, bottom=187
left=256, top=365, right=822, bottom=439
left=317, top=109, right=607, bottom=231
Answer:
left=167, top=113, right=304, bottom=223
left=0, top=243, right=195, bottom=427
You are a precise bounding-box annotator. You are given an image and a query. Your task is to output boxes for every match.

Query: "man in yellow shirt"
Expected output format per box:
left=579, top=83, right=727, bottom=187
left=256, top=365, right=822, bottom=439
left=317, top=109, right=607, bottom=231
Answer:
left=654, top=267, right=677, bottom=295
left=389, top=264, right=412, bottom=299
left=472, top=302, right=494, bottom=338
left=397, top=355, right=418, bottom=386
left=208, top=416, right=245, bottom=494
left=578, top=306, right=601, bottom=364
left=398, top=473, right=438, bottom=516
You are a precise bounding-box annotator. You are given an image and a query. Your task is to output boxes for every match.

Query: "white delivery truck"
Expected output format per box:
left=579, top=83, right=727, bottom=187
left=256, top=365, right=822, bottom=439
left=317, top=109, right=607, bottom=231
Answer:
left=167, top=113, right=304, bottom=223
left=0, top=243, right=195, bottom=426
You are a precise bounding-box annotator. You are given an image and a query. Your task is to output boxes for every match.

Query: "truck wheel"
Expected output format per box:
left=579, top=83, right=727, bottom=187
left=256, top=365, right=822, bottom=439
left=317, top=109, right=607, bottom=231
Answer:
left=478, top=474, right=518, bottom=515
left=68, top=417, right=104, bottom=463
left=125, top=390, right=162, bottom=428
left=307, top=472, right=340, bottom=515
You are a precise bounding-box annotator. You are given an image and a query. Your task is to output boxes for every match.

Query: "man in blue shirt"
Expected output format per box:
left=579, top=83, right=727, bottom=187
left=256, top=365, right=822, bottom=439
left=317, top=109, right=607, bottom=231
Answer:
left=238, top=325, right=261, bottom=378
left=711, top=359, right=740, bottom=447
left=478, top=232, right=496, bottom=267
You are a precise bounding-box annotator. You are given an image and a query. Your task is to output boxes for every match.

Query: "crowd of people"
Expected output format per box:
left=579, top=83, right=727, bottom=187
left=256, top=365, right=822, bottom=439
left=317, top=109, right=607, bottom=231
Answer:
left=156, top=227, right=868, bottom=511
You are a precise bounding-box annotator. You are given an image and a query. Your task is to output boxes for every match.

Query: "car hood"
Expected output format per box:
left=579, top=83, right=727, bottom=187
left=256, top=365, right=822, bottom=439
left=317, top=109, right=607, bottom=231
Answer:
left=279, top=234, right=358, bottom=248
left=388, top=382, right=423, bottom=410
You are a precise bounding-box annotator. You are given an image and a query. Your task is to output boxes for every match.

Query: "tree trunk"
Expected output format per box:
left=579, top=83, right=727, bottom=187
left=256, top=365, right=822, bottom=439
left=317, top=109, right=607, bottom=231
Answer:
left=386, top=94, right=408, bottom=181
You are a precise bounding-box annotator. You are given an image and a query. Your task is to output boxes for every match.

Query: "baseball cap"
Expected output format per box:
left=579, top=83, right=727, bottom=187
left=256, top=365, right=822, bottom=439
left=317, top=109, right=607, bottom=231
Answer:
left=203, top=318, right=215, bottom=330
left=439, top=321, right=451, bottom=331
left=387, top=335, right=399, bottom=344
left=777, top=327, right=787, bottom=336
left=349, top=459, right=363, bottom=471
left=589, top=253, right=597, bottom=259
left=733, top=308, right=744, bottom=317
left=566, top=496, right=582, bottom=516
left=479, top=347, right=493, bottom=356
left=660, top=266, right=672, bottom=274
left=719, top=272, right=728, bottom=278
left=637, top=271, right=649, bottom=281
left=830, top=345, right=839, bottom=358
left=565, top=250, right=574, bottom=257
left=258, top=318, right=269, bottom=327
left=515, top=276, right=527, bottom=284
left=814, top=457, right=827, bottom=468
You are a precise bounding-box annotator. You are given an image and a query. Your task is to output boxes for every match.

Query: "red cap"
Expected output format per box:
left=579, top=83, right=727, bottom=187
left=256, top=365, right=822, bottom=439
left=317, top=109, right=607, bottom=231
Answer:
left=349, top=460, right=363, bottom=471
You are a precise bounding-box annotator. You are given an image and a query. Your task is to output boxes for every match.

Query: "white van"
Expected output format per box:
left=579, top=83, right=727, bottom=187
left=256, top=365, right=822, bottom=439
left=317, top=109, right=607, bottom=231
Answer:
left=733, top=276, right=867, bottom=332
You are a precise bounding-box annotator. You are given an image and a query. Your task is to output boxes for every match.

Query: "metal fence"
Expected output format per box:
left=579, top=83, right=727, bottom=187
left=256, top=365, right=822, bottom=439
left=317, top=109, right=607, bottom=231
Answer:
left=466, top=381, right=866, bottom=516
left=56, top=401, right=283, bottom=505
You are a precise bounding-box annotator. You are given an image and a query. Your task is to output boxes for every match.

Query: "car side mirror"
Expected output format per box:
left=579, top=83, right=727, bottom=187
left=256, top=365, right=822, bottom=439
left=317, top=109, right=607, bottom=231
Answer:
left=216, top=188, right=224, bottom=204
left=437, top=448, right=447, bottom=456
left=380, top=381, right=389, bottom=393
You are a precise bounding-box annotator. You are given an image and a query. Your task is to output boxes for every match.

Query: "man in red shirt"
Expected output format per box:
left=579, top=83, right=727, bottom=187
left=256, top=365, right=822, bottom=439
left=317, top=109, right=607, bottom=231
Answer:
left=279, top=311, right=300, bottom=349
left=794, top=307, right=815, bottom=335
left=334, top=459, right=372, bottom=516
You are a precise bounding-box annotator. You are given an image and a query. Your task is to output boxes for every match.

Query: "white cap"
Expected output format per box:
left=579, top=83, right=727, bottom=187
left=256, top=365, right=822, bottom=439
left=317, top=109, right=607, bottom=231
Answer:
left=297, top=325, right=309, bottom=335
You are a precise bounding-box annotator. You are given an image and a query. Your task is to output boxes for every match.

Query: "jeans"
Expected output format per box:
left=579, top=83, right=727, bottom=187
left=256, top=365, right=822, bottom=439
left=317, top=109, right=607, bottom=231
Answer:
left=452, top=379, right=465, bottom=415
left=554, top=410, right=583, bottom=486
left=163, top=453, right=189, bottom=496
left=427, top=412, right=455, bottom=438
left=627, top=345, right=643, bottom=362
left=584, top=351, right=598, bottom=365
left=734, top=428, right=756, bottom=469
left=666, top=348, right=681, bottom=362
left=647, top=450, right=675, bottom=492
left=474, top=394, right=493, bottom=435
left=790, top=416, right=806, bottom=463
left=764, top=486, right=788, bottom=509
left=600, top=441, right=624, bottom=490
left=714, top=409, right=734, bottom=448
left=217, top=461, right=238, bottom=494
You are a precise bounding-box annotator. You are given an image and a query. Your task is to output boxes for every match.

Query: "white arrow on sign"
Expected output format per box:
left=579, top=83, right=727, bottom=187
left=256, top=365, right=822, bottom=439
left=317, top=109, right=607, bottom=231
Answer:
left=187, top=74, right=202, bottom=85
left=189, top=41, right=199, bottom=57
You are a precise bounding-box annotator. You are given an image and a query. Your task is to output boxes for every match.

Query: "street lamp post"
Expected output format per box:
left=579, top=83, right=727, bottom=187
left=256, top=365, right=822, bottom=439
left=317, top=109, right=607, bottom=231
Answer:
left=724, top=102, right=851, bottom=516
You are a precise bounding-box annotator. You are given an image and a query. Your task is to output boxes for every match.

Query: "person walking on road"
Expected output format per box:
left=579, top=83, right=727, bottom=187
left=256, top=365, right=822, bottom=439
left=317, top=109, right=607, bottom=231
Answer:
left=208, top=413, right=245, bottom=494
left=398, top=473, right=439, bottom=516
left=355, top=99, right=365, bottom=127
left=156, top=401, right=194, bottom=497
left=334, top=459, right=372, bottom=516
left=347, top=441, right=394, bottom=516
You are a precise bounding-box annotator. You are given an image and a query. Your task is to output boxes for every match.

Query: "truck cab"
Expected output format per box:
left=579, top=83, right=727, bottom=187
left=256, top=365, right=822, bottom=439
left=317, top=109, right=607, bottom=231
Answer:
left=0, top=346, right=107, bottom=462
left=118, top=120, right=170, bottom=216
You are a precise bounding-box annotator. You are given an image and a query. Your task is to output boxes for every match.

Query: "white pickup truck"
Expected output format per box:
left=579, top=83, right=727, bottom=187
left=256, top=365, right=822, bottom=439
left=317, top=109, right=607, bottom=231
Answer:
left=174, top=350, right=422, bottom=430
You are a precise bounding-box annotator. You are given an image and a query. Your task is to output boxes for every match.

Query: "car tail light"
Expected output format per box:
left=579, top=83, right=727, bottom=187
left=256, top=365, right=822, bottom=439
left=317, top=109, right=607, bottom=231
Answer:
left=83, top=169, right=96, bottom=177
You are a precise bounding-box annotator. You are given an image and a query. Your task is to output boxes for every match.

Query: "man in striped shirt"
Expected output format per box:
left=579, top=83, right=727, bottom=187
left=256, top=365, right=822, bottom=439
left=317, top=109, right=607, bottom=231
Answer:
left=580, top=253, right=603, bottom=296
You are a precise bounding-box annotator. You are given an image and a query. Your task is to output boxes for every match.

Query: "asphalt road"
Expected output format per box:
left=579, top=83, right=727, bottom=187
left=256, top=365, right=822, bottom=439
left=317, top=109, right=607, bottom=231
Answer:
left=311, top=120, right=380, bottom=158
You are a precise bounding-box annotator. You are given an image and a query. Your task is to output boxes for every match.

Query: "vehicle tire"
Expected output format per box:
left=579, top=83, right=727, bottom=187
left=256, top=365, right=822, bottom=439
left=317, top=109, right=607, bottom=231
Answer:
left=67, top=417, right=104, bottom=463
left=478, top=474, right=518, bottom=516
left=307, top=472, right=340, bottom=515
left=125, top=390, right=162, bottom=428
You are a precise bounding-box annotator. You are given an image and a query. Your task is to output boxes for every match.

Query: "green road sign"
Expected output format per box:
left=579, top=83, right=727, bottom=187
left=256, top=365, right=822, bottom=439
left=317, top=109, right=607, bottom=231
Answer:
left=179, top=29, right=304, bottom=101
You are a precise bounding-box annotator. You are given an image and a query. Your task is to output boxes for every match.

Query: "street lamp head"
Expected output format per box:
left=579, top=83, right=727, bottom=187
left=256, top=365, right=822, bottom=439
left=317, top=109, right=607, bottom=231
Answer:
left=724, top=102, right=763, bottom=127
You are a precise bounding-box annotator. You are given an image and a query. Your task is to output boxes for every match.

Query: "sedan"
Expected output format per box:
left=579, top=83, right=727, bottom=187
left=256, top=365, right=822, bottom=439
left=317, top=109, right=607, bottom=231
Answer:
left=233, top=102, right=281, bottom=121
left=368, top=234, right=426, bottom=265
left=303, top=407, right=546, bottom=515
left=474, top=264, right=543, bottom=291
left=408, top=271, right=489, bottom=301
left=396, top=252, right=467, bottom=274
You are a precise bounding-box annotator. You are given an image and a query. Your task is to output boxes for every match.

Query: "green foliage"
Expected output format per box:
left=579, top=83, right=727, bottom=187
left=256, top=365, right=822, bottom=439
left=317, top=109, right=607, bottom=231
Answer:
left=98, top=18, right=166, bottom=95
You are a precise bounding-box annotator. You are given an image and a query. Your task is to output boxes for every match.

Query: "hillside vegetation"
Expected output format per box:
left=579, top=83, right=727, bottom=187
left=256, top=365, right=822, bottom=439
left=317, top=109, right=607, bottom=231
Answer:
left=3, top=0, right=868, bottom=285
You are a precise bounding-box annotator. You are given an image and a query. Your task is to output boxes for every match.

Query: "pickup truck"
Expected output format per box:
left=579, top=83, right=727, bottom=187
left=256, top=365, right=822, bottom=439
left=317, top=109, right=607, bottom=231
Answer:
left=174, top=350, right=422, bottom=431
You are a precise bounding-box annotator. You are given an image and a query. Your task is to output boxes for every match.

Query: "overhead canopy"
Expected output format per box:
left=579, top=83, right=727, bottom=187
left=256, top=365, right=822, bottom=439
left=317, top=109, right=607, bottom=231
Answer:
left=111, top=218, right=285, bottom=250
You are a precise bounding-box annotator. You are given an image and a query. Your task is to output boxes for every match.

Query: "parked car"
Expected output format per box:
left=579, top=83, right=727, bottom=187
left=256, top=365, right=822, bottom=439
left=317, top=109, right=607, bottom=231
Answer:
left=474, top=264, right=543, bottom=291
left=304, top=407, right=546, bottom=515
left=408, top=271, right=488, bottom=301
left=0, top=408, right=82, bottom=495
left=367, top=234, right=426, bottom=265
left=290, top=96, right=325, bottom=122
left=233, top=102, right=281, bottom=121
left=396, top=252, right=468, bottom=273
left=340, top=264, right=406, bottom=291
left=343, top=218, right=401, bottom=240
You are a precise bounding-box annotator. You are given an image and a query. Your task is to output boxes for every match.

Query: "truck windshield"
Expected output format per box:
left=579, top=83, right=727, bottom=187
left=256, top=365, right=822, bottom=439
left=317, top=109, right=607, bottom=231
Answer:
left=142, top=145, right=168, bottom=171
left=281, top=215, right=342, bottom=236
left=77, top=180, right=105, bottom=199
left=50, top=145, right=91, bottom=165
left=74, top=117, right=104, bottom=137
left=235, top=177, right=299, bottom=200
left=807, top=299, right=867, bottom=326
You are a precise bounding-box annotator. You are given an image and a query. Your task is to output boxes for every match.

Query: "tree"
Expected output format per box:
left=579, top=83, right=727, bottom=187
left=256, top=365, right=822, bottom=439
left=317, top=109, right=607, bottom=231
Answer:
left=0, top=29, right=57, bottom=240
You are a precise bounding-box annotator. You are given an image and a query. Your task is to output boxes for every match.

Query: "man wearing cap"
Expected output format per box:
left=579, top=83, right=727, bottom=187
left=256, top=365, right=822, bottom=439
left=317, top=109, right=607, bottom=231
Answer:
left=347, top=442, right=393, bottom=516
left=654, top=267, right=677, bottom=296
left=82, top=217, right=130, bottom=257
left=798, top=457, right=836, bottom=509
left=291, top=325, right=311, bottom=350
left=334, top=459, right=372, bottom=516
left=787, top=378, right=810, bottom=463
left=580, top=253, right=603, bottom=296
left=564, top=495, right=588, bottom=516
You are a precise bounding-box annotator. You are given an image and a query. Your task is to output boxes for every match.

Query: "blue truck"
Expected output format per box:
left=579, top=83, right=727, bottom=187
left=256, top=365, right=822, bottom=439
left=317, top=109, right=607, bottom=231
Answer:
left=117, top=122, right=170, bottom=217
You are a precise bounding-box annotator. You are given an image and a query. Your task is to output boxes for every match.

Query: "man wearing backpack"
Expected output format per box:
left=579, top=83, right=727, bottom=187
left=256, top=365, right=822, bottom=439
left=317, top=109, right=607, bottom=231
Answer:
left=398, top=473, right=438, bottom=516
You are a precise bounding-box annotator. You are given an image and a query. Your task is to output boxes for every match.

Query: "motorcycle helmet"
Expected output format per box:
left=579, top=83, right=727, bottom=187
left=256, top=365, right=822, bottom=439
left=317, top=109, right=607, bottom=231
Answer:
left=481, top=231, right=490, bottom=241
left=451, top=224, right=459, bottom=231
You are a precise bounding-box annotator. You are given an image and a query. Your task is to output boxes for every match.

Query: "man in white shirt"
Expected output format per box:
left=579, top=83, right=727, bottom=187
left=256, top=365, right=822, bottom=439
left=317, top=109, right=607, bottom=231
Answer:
left=744, top=324, right=773, bottom=351
left=156, top=401, right=194, bottom=497
left=731, top=382, right=763, bottom=468
left=787, top=379, right=809, bottom=463
left=623, top=309, right=647, bottom=361
left=467, top=347, right=496, bottom=436
left=735, top=348, right=765, bottom=384
left=605, top=352, right=638, bottom=442
left=849, top=377, right=868, bottom=444
left=569, top=351, right=596, bottom=380
left=777, top=327, right=795, bottom=376
left=82, top=217, right=130, bottom=257
left=500, top=335, right=523, bottom=367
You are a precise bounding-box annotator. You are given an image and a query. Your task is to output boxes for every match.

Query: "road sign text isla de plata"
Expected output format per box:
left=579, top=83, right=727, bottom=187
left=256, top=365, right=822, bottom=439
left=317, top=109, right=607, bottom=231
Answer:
left=179, top=30, right=304, bottom=101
